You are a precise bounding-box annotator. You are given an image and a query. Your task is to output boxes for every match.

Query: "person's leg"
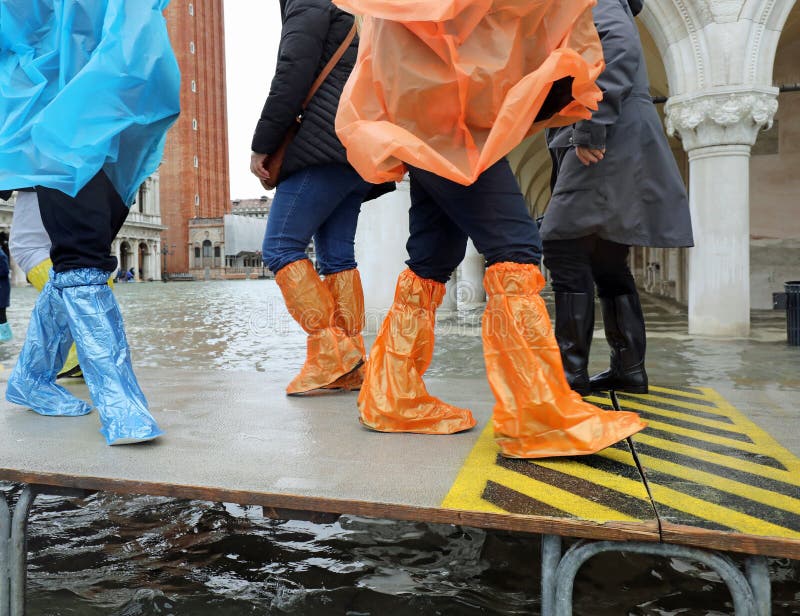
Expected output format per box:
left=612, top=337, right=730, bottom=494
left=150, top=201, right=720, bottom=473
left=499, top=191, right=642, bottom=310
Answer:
left=0, top=248, right=11, bottom=341
left=26, top=171, right=162, bottom=443
left=313, top=182, right=369, bottom=390
left=589, top=239, right=648, bottom=393
left=264, top=165, right=368, bottom=395
left=542, top=236, right=597, bottom=395
left=312, top=171, right=372, bottom=391
left=357, top=170, right=476, bottom=434
left=9, top=190, right=51, bottom=274
left=412, top=160, right=644, bottom=457
left=10, top=190, right=83, bottom=377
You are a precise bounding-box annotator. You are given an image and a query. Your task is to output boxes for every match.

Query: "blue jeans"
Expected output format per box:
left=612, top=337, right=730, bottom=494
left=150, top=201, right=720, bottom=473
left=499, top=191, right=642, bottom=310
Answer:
left=263, top=164, right=371, bottom=275
left=406, top=159, right=542, bottom=283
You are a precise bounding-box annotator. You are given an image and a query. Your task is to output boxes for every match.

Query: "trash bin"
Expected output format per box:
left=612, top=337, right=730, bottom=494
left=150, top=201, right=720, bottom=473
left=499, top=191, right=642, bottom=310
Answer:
left=786, top=281, right=800, bottom=346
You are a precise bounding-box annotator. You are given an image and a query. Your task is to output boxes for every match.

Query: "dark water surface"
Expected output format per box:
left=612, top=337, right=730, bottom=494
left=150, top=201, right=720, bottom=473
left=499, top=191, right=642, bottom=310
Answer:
left=2, top=280, right=799, bottom=615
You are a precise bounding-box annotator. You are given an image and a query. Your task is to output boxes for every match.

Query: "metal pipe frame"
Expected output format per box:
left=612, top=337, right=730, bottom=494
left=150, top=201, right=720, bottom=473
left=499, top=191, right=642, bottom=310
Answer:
left=0, top=489, right=777, bottom=616
left=1, top=485, right=38, bottom=616
left=540, top=536, right=771, bottom=616
left=1, top=485, right=89, bottom=616
left=1, top=491, right=10, bottom=616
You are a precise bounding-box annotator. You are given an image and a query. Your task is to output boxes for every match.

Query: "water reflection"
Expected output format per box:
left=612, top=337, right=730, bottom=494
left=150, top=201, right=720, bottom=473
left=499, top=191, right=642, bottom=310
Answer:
left=2, top=280, right=798, bottom=615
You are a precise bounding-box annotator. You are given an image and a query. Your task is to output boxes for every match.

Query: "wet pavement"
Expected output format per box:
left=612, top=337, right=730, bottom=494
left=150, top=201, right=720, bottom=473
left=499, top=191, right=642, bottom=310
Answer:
left=1, top=279, right=798, bottom=615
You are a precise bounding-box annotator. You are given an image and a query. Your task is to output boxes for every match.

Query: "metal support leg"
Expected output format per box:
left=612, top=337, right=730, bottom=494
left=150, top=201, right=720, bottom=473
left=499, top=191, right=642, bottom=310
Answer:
left=551, top=541, right=767, bottom=616
left=540, top=535, right=561, bottom=616
left=746, top=556, right=771, bottom=616
left=9, top=487, right=36, bottom=616
left=1, top=491, right=10, bottom=616
left=0, top=485, right=87, bottom=616
left=1, top=486, right=38, bottom=616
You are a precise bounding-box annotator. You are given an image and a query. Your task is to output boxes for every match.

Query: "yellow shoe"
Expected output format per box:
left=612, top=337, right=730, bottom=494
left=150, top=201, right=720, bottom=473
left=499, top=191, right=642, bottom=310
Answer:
left=56, top=344, right=83, bottom=379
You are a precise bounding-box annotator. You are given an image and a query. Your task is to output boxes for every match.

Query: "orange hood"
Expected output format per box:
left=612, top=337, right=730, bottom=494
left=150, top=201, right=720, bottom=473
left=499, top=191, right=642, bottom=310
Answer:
left=334, top=0, right=604, bottom=185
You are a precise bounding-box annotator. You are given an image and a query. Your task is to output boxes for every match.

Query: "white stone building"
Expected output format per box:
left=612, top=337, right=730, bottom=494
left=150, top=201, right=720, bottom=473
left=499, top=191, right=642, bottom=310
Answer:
left=1, top=174, right=166, bottom=283
left=361, top=1, right=800, bottom=337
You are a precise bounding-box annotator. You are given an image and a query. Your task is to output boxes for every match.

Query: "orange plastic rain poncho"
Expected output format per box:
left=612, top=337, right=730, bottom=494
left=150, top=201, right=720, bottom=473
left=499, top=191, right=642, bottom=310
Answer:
left=333, top=0, right=605, bottom=185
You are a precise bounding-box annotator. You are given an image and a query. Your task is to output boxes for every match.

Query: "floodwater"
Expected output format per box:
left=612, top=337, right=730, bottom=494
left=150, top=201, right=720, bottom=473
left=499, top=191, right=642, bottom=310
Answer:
left=1, top=279, right=799, bottom=615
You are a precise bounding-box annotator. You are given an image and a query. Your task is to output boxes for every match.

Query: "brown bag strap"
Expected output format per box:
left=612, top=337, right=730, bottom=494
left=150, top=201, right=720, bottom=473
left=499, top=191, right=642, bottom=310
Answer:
left=300, top=22, right=357, bottom=112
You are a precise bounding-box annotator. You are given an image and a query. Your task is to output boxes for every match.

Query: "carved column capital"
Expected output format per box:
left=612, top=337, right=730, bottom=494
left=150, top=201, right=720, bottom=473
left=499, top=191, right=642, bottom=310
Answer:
left=665, top=87, right=778, bottom=151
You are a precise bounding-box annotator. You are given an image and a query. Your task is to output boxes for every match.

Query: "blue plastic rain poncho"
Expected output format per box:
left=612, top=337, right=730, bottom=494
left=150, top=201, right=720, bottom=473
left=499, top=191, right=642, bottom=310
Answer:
left=0, top=0, right=180, bottom=205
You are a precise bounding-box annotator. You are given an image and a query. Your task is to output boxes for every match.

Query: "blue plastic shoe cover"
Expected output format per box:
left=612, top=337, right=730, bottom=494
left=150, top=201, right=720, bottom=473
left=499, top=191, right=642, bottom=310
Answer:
left=55, top=268, right=163, bottom=445
left=0, top=322, right=11, bottom=342
left=6, top=276, right=92, bottom=416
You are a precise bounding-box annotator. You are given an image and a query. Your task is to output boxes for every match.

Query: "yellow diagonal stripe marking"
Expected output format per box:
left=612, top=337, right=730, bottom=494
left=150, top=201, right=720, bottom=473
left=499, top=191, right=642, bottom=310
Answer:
left=698, top=388, right=800, bottom=474
left=487, top=465, right=639, bottom=522
left=641, top=419, right=762, bottom=453
left=623, top=394, right=739, bottom=421
left=535, top=457, right=650, bottom=502
left=647, top=385, right=720, bottom=403
left=635, top=433, right=800, bottom=486
left=442, top=423, right=509, bottom=514
left=620, top=398, right=749, bottom=434
left=636, top=452, right=800, bottom=515
left=442, top=423, right=640, bottom=522
left=648, top=483, right=800, bottom=538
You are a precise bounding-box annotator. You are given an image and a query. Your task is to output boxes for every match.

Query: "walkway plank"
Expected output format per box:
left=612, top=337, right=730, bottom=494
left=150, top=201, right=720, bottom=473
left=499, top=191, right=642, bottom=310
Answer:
left=0, top=369, right=658, bottom=542
left=620, top=386, right=800, bottom=559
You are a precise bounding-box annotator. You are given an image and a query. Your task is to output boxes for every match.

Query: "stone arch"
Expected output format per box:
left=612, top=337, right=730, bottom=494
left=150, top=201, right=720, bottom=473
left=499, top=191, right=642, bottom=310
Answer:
left=201, top=239, right=213, bottom=268
left=740, top=0, right=798, bottom=85
left=138, top=242, right=149, bottom=280
left=639, top=0, right=798, bottom=96
left=638, top=0, right=712, bottom=94
left=119, top=241, right=132, bottom=273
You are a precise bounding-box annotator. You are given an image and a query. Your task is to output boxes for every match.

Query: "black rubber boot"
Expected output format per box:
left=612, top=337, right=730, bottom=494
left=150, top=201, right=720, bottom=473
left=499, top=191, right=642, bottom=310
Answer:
left=590, top=293, right=648, bottom=394
left=554, top=292, right=594, bottom=396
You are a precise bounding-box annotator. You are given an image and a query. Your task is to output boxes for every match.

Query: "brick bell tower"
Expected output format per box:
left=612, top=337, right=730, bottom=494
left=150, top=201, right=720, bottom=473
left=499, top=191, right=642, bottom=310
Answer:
left=160, top=0, right=231, bottom=274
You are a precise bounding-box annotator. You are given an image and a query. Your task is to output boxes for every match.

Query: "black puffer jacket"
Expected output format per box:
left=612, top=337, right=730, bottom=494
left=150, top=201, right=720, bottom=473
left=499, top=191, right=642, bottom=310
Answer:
left=251, top=0, right=357, bottom=183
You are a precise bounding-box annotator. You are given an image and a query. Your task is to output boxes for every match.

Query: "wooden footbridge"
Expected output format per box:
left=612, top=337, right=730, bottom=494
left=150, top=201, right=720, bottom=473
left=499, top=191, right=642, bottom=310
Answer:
left=1, top=368, right=798, bottom=615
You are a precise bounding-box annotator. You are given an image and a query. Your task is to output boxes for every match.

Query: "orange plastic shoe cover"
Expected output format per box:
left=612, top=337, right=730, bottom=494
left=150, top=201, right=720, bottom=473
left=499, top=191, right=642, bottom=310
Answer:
left=358, top=269, right=476, bottom=434
left=482, top=263, right=646, bottom=458
left=274, top=259, right=363, bottom=395
left=323, top=268, right=366, bottom=391
left=333, top=0, right=604, bottom=186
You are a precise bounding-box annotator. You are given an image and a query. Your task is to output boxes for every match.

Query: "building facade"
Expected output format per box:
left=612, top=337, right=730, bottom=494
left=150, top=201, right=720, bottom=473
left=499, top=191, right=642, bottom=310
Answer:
left=1, top=176, right=165, bottom=283
left=160, top=0, right=231, bottom=275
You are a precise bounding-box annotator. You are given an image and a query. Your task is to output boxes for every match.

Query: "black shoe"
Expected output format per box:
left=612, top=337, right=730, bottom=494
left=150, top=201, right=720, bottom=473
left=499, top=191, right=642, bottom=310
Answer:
left=56, top=364, right=83, bottom=379
left=590, top=294, right=648, bottom=394
left=554, top=292, right=595, bottom=396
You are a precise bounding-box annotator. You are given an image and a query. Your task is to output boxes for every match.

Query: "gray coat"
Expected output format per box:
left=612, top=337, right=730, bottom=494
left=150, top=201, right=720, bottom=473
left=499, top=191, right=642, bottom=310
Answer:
left=540, top=0, right=693, bottom=248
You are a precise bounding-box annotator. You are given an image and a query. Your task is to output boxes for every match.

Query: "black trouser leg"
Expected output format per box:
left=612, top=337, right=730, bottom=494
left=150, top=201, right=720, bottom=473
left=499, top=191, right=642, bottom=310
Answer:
left=588, top=238, right=647, bottom=393
left=405, top=159, right=542, bottom=283
left=542, top=237, right=597, bottom=395
left=36, top=171, right=128, bottom=273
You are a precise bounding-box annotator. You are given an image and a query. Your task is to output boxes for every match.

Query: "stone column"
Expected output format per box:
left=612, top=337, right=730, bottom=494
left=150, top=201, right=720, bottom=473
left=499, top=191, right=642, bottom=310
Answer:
left=151, top=172, right=161, bottom=217
left=666, top=88, right=778, bottom=337
left=456, top=239, right=485, bottom=310
left=154, top=239, right=162, bottom=280
left=440, top=275, right=458, bottom=313
left=112, top=239, right=122, bottom=278
left=354, top=179, right=411, bottom=332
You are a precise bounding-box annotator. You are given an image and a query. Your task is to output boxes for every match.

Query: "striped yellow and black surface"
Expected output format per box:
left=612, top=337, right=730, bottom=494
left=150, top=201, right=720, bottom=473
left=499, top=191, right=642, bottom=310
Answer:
left=620, top=385, right=800, bottom=558
left=441, top=393, right=659, bottom=542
